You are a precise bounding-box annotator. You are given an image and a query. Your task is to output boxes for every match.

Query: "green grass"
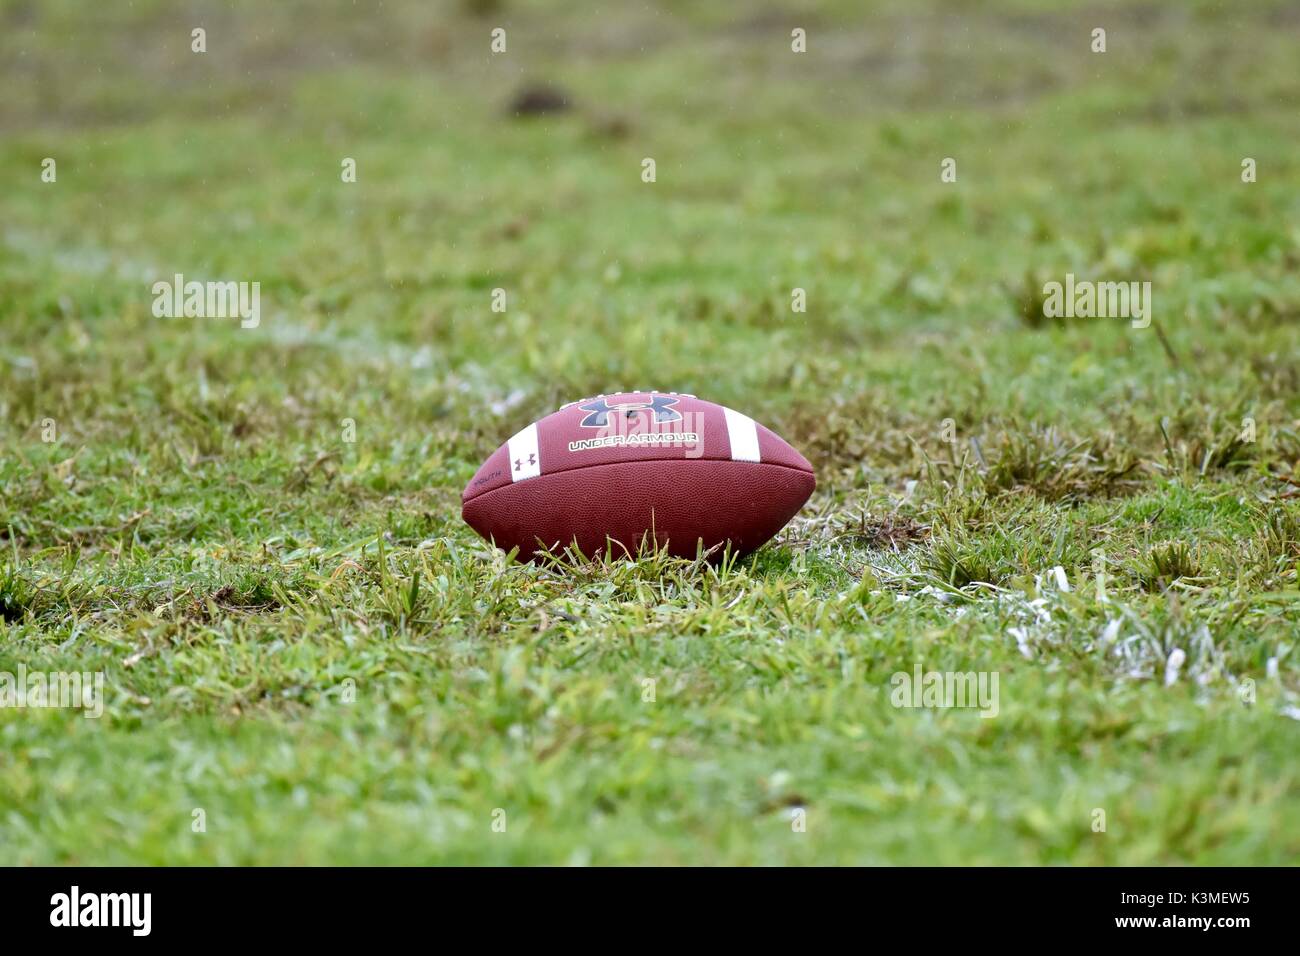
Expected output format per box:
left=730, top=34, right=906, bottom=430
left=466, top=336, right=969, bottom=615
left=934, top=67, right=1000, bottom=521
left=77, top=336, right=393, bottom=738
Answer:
left=1, top=0, right=1299, bottom=864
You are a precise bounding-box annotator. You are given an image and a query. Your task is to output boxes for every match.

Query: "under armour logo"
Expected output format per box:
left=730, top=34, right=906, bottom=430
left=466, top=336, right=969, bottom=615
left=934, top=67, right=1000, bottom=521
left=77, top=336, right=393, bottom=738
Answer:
left=578, top=395, right=682, bottom=428
left=514, top=454, right=536, bottom=471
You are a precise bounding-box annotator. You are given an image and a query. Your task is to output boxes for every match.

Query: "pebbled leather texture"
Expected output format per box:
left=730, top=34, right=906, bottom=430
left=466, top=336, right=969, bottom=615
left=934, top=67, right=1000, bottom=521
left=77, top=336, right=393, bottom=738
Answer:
left=463, top=392, right=812, bottom=503
left=462, top=392, right=816, bottom=560
left=462, top=458, right=815, bottom=560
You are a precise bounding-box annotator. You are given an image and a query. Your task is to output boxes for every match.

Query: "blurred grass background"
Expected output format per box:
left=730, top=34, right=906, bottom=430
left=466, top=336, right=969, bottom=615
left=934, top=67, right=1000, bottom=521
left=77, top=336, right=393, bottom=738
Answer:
left=1, top=0, right=1298, bottom=864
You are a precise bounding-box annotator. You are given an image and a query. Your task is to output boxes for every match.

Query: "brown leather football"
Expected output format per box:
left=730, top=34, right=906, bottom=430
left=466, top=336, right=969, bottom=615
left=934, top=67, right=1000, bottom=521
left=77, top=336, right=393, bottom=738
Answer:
left=462, top=391, right=815, bottom=560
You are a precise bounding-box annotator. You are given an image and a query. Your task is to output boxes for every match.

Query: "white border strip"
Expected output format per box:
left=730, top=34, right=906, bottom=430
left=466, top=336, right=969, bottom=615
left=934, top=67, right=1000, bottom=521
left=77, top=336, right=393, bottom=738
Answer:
left=723, top=407, right=760, bottom=462
left=507, top=423, right=541, bottom=481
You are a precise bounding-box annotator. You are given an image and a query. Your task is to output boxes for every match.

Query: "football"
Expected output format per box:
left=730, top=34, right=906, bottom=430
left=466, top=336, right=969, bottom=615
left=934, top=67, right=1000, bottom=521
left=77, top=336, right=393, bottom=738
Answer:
left=462, top=391, right=816, bottom=560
